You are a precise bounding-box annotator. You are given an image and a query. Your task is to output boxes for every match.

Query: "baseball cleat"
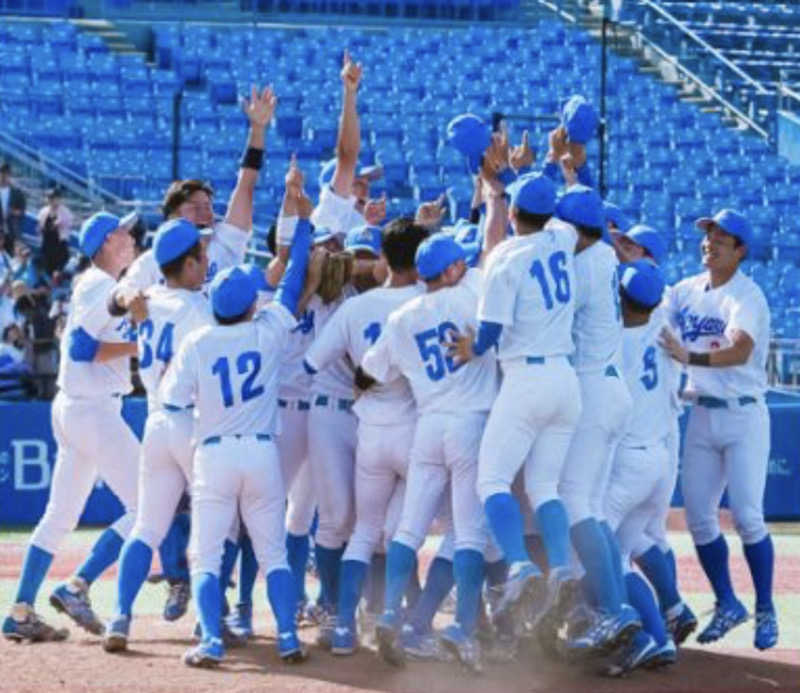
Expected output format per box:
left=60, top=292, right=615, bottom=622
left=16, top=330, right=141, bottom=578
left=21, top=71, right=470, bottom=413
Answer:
left=49, top=583, right=104, bottom=635
left=534, top=566, right=576, bottom=644
left=331, top=624, right=357, bottom=655
left=754, top=608, right=779, bottom=651
left=163, top=580, right=191, bottom=622
left=102, top=615, right=131, bottom=653
left=376, top=611, right=405, bottom=667
left=315, top=611, right=336, bottom=650
left=278, top=631, right=308, bottom=663
left=183, top=637, right=225, bottom=668
left=604, top=631, right=657, bottom=678
left=494, top=562, right=541, bottom=627
left=297, top=600, right=325, bottom=628
left=483, top=631, right=519, bottom=663
left=696, top=599, right=747, bottom=644
left=644, top=635, right=677, bottom=669
left=439, top=623, right=484, bottom=674
left=357, top=606, right=378, bottom=649
left=567, top=604, right=641, bottom=657
left=401, top=626, right=455, bottom=662
left=3, top=607, right=69, bottom=643
left=667, top=603, right=698, bottom=646
left=225, top=602, right=254, bottom=639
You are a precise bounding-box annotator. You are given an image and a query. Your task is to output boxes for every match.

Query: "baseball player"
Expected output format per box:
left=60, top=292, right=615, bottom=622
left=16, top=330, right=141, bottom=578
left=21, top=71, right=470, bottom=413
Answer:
left=158, top=201, right=314, bottom=668
left=110, top=86, right=277, bottom=622
left=603, top=260, right=677, bottom=675
left=102, top=219, right=213, bottom=653
left=554, top=185, right=640, bottom=657
left=3, top=212, right=139, bottom=642
left=303, top=219, right=428, bottom=655
left=462, top=173, right=580, bottom=639
left=660, top=209, right=778, bottom=650
left=362, top=232, right=499, bottom=672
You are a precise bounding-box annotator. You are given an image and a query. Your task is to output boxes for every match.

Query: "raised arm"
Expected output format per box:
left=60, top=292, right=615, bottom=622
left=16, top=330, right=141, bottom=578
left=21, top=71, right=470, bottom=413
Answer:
left=267, top=154, right=303, bottom=288
left=274, top=190, right=314, bottom=316
left=330, top=50, right=363, bottom=198
left=223, top=85, right=278, bottom=232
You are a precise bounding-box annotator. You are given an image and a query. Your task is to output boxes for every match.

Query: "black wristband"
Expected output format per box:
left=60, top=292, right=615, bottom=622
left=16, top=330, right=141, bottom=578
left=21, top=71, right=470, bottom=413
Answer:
left=469, top=207, right=481, bottom=224
left=688, top=351, right=711, bottom=367
left=240, top=146, right=264, bottom=171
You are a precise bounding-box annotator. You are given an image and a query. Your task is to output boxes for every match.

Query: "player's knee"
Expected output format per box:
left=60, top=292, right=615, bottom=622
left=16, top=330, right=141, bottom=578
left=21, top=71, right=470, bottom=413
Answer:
left=344, top=526, right=380, bottom=564
left=453, top=535, right=486, bottom=555
left=477, top=477, right=509, bottom=505
left=435, top=533, right=456, bottom=562
left=732, top=507, right=767, bottom=545
left=686, top=513, right=719, bottom=546
left=130, top=525, right=161, bottom=551
left=557, top=481, right=591, bottom=525
left=393, top=529, right=424, bottom=552
left=110, top=510, right=137, bottom=541
left=30, top=512, right=79, bottom=554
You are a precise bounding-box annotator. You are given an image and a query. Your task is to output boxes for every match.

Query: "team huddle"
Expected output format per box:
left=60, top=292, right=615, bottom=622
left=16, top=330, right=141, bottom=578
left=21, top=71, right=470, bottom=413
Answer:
left=2, top=54, right=779, bottom=679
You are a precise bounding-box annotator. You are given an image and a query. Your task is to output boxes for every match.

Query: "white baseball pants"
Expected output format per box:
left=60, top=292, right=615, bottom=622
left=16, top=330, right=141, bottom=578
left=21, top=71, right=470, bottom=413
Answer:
left=276, top=400, right=316, bottom=536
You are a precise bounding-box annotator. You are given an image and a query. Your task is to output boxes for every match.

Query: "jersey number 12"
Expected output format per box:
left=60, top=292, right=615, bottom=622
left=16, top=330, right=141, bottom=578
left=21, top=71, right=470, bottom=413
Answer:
left=211, top=351, right=265, bottom=408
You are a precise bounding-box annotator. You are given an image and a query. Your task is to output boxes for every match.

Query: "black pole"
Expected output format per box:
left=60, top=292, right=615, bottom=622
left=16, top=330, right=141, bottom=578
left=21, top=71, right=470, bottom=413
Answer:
left=172, top=87, right=183, bottom=180
left=599, top=14, right=609, bottom=196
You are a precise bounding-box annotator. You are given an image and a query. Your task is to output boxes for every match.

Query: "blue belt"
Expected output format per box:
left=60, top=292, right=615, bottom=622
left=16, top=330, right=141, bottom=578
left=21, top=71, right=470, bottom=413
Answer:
left=696, top=395, right=757, bottom=409
left=314, top=395, right=353, bottom=411
left=278, top=398, right=311, bottom=411
left=524, top=355, right=575, bottom=366
left=605, top=365, right=619, bottom=378
left=163, top=403, right=194, bottom=412
left=202, top=433, right=272, bottom=446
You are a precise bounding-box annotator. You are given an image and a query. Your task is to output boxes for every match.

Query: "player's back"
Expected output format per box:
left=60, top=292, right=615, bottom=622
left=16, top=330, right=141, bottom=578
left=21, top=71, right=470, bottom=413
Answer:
left=162, top=304, right=292, bottom=444
left=307, top=287, right=358, bottom=398
left=137, top=285, right=212, bottom=412
left=620, top=315, right=677, bottom=447
left=572, top=240, right=623, bottom=373
left=479, top=224, right=577, bottom=363
left=380, top=268, right=498, bottom=415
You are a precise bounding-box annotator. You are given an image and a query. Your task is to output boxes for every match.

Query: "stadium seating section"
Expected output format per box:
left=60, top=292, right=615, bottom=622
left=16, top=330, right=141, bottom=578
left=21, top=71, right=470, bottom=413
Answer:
left=1, top=17, right=799, bottom=337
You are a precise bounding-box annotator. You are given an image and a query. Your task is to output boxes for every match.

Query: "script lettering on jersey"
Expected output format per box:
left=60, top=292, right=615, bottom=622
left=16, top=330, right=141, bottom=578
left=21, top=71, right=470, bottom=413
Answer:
left=292, top=309, right=314, bottom=335
left=675, top=307, right=727, bottom=343
left=115, top=317, right=137, bottom=342
left=205, top=261, right=218, bottom=283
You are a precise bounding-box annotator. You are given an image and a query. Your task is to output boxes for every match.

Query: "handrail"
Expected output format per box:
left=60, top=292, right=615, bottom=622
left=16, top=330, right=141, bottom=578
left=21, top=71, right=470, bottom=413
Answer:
left=638, top=0, right=769, bottom=95
left=778, top=82, right=800, bottom=109
left=637, top=31, right=770, bottom=139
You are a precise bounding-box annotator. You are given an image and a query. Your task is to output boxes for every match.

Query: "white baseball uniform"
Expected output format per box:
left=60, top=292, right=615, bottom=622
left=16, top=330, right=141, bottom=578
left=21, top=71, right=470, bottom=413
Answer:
left=666, top=269, right=771, bottom=546
left=558, top=239, right=633, bottom=524
left=605, top=314, right=679, bottom=561
left=476, top=226, right=582, bottom=511
left=311, top=185, right=365, bottom=238
left=128, top=286, right=213, bottom=551
left=304, top=287, right=359, bottom=550
left=307, top=283, right=423, bottom=564
left=159, top=302, right=296, bottom=579
left=30, top=266, right=139, bottom=554
left=363, top=268, right=497, bottom=554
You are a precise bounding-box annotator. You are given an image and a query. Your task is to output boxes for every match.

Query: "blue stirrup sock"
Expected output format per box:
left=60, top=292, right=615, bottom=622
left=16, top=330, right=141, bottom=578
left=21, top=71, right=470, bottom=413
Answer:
left=159, top=513, right=190, bottom=583
left=743, top=535, right=775, bottom=612
left=238, top=533, right=258, bottom=607
left=625, top=571, right=667, bottom=646
left=384, top=541, right=416, bottom=618
left=337, top=559, right=368, bottom=627
left=192, top=572, right=222, bottom=640
left=116, top=539, right=153, bottom=617
left=636, top=545, right=682, bottom=613
left=315, top=544, right=345, bottom=611
left=77, top=528, right=124, bottom=585
left=695, top=534, right=736, bottom=605
left=664, top=547, right=677, bottom=584
left=484, top=493, right=530, bottom=566
left=524, top=534, right=549, bottom=574
left=536, top=499, right=571, bottom=569
left=404, top=555, right=422, bottom=611
left=600, top=521, right=627, bottom=601
left=14, top=544, right=53, bottom=606
left=219, top=539, right=239, bottom=616
left=286, top=533, right=309, bottom=603
left=454, top=549, right=485, bottom=636
left=267, top=568, right=298, bottom=636
left=570, top=518, right=621, bottom=613
left=365, top=552, right=386, bottom=614
left=409, top=556, right=454, bottom=634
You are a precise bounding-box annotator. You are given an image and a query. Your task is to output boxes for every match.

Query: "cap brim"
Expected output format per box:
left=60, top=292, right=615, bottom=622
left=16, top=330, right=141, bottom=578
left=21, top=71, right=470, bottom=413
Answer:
left=198, top=226, right=215, bottom=236
left=345, top=244, right=379, bottom=256
left=119, top=211, right=139, bottom=229
left=694, top=217, right=715, bottom=232
left=357, top=165, right=383, bottom=182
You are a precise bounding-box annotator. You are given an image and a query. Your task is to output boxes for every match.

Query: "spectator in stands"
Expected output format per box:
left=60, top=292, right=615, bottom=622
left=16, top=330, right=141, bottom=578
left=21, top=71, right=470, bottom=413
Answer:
left=0, top=162, right=27, bottom=254
left=37, top=186, right=74, bottom=240
left=38, top=188, right=72, bottom=275
left=0, top=280, right=18, bottom=337
left=0, top=323, right=34, bottom=399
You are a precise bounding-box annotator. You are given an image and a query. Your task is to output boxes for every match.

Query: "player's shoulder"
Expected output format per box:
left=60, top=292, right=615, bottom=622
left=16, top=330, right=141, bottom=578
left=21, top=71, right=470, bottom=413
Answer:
left=672, top=272, right=706, bottom=295
left=74, top=265, right=114, bottom=298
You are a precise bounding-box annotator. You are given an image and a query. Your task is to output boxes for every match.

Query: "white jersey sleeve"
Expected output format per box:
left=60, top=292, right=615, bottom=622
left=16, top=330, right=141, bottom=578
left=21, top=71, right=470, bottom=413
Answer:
left=204, top=220, right=249, bottom=284
left=361, top=326, right=402, bottom=385
left=307, top=290, right=358, bottom=398
left=305, top=301, right=351, bottom=374
left=117, top=250, right=163, bottom=293
left=159, top=327, right=200, bottom=411
left=310, top=185, right=365, bottom=236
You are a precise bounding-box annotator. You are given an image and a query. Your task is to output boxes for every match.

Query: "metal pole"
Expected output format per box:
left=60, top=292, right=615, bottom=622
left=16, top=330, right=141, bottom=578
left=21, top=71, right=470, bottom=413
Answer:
left=599, top=14, right=609, bottom=196
left=172, top=87, right=183, bottom=180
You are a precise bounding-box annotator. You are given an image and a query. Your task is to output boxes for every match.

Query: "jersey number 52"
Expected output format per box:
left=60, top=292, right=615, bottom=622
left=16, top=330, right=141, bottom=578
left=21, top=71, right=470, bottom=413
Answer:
left=414, top=321, right=463, bottom=382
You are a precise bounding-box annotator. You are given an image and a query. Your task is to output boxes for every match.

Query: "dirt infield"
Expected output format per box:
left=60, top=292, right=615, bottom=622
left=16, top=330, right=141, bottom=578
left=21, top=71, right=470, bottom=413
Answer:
left=2, top=617, right=800, bottom=693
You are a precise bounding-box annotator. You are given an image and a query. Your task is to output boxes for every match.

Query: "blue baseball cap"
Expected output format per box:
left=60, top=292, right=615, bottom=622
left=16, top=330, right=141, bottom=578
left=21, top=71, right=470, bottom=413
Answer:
left=446, top=114, right=492, bottom=175
left=453, top=220, right=482, bottom=267
left=603, top=202, right=631, bottom=232
left=415, top=233, right=466, bottom=280
left=312, top=226, right=341, bottom=246
left=555, top=184, right=605, bottom=229
left=695, top=209, right=752, bottom=247
left=344, top=225, right=382, bottom=256
left=507, top=172, right=557, bottom=215
left=619, top=260, right=666, bottom=308
left=561, top=95, right=599, bottom=144
left=79, top=212, right=122, bottom=257
left=625, top=224, right=667, bottom=265
left=210, top=266, right=257, bottom=319
left=154, top=218, right=200, bottom=266
left=241, top=262, right=270, bottom=292
left=318, top=158, right=384, bottom=189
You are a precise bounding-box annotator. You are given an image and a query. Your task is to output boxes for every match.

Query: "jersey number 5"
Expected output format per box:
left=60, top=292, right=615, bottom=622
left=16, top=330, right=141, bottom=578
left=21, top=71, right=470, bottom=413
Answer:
left=529, top=251, right=570, bottom=310
left=414, top=321, right=462, bottom=382
left=211, top=351, right=265, bottom=408
left=640, top=346, right=658, bottom=390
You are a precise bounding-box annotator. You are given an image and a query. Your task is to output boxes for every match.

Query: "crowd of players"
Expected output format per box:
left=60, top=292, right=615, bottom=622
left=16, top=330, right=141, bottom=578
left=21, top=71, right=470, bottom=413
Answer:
left=2, top=51, right=779, bottom=679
